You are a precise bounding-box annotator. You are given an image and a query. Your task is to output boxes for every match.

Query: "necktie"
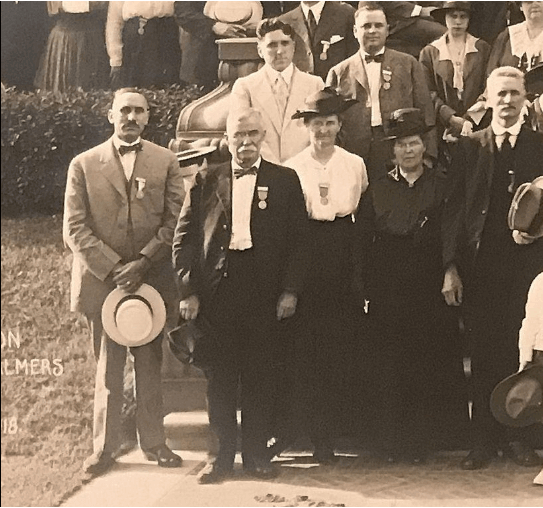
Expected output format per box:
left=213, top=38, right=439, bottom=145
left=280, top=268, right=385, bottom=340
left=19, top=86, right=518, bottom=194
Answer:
left=499, top=132, right=516, bottom=193
left=365, top=53, right=384, bottom=63
left=119, top=143, right=142, bottom=156
left=234, top=166, right=257, bottom=179
left=307, top=8, right=317, bottom=42
left=274, top=75, right=289, bottom=119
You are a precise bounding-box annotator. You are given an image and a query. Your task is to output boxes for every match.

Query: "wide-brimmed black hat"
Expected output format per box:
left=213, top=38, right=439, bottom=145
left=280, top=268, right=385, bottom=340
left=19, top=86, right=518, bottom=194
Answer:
left=431, top=1, right=472, bottom=24
left=525, top=64, right=543, bottom=99
left=490, top=365, right=543, bottom=427
left=291, top=87, right=357, bottom=120
left=383, top=108, right=433, bottom=141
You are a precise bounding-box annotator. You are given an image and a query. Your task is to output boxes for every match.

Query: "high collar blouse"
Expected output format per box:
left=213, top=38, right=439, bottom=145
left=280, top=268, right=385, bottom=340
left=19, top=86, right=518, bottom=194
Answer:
left=286, top=145, right=368, bottom=221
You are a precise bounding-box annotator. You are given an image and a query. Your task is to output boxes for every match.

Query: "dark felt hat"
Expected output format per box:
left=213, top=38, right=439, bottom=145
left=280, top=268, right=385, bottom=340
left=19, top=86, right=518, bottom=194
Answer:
left=431, top=1, right=472, bottom=24
left=291, top=87, right=357, bottom=120
left=491, top=365, right=543, bottom=427
left=383, top=108, right=433, bottom=141
left=508, top=176, right=543, bottom=238
left=525, top=64, right=543, bottom=98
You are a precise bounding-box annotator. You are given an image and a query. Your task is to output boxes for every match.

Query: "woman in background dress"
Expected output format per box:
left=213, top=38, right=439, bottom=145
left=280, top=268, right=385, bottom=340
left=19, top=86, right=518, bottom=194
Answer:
left=35, top=1, right=109, bottom=93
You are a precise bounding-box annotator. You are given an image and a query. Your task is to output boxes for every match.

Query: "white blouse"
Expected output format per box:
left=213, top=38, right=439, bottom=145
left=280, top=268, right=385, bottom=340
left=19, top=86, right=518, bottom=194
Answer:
left=518, top=272, right=543, bottom=366
left=286, top=146, right=368, bottom=221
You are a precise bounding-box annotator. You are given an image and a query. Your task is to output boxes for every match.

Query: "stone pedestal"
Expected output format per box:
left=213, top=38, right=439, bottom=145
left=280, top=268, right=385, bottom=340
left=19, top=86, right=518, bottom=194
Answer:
left=163, top=38, right=262, bottom=413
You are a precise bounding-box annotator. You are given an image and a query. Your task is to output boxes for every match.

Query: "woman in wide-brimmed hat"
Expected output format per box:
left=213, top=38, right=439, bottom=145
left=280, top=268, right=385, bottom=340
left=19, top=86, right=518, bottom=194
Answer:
left=419, top=2, right=491, bottom=150
left=271, top=87, right=368, bottom=463
left=355, top=108, right=470, bottom=463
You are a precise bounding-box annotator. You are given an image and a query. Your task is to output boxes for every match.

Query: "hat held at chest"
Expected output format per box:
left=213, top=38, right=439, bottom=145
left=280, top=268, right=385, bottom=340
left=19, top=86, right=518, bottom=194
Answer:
left=102, top=284, right=166, bottom=347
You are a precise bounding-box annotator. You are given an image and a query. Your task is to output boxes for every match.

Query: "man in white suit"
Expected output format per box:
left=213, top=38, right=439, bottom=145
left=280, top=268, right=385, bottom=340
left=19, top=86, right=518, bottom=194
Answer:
left=230, top=18, right=324, bottom=164
left=63, top=88, right=185, bottom=476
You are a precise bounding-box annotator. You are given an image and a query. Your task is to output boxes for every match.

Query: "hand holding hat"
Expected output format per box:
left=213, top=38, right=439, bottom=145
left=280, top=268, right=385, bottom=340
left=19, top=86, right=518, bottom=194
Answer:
left=509, top=176, right=543, bottom=245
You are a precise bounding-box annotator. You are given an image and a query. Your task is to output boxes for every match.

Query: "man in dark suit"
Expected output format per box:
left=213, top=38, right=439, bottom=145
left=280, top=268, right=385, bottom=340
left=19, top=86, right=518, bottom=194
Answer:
left=442, top=67, right=543, bottom=470
left=326, top=2, right=435, bottom=181
left=173, top=108, right=309, bottom=484
left=279, top=1, right=359, bottom=80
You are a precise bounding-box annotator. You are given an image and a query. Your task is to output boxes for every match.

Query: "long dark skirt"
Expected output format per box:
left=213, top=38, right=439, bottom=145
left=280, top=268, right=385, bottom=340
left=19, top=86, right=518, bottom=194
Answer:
left=34, top=12, right=109, bottom=93
left=362, top=232, right=470, bottom=454
left=277, top=216, right=361, bottom=447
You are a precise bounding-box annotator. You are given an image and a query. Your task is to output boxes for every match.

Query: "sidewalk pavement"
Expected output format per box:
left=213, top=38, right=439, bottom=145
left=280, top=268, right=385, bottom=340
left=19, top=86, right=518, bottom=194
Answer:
left=63, top=448, right=542, bottom=507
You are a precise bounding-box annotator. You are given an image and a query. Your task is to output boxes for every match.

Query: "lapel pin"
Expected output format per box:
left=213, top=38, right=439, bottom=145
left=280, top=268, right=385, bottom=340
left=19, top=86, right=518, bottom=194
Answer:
left=257, top=186, right=269, bottom=210
left=135, top=177, right=146, bottom=199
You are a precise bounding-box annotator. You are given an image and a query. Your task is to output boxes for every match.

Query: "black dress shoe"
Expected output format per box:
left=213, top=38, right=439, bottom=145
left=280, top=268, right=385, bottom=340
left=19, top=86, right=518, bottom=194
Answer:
left=198, top=462, right=234, bottom=485
left=460, top=448, right=495, bottom=470
left=83, top=452, right=116, bottom=476
left=143, top=444, right=183, bottom=468
left=503, top=441, right=542, bottom=467
left=244, top=458, right=278, bottom=480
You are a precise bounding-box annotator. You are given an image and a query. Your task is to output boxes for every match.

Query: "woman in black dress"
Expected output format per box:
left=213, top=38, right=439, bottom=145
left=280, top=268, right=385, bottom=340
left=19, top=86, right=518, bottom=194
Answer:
left=356, top=108, right=470, bottom=463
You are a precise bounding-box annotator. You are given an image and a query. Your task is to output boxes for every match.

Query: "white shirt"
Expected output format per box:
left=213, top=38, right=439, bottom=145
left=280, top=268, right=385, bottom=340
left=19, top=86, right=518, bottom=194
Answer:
left=518, top=272, right=543, bottom=366
left=286, top=146, right=368, bottom=221
left=360, top=48, right=385, bottom=127
left=491, top=119, right=523, bottom=149
left=113, top=135, right=141, bottom=181
left=301, top=1, right=325, bottom=25
left=106, top=1, right=175, bottom=67
left=264, top=62, right=294, bottom=89
left=229, top=157, right=262, bottom=251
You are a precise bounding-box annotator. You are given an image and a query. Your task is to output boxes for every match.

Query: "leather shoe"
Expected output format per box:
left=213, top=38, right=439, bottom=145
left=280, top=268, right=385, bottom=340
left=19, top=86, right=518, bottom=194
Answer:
left=198, top=462, right=233, bottom=485
left=143, top=444, right=183, bottom=468
left=503, top=441, right=542, bottom=467
left=244, top=458, right=278, bottom=480
left=460, top=447, right=495, bottom=470
left=84, top=452, right=116, bottom=476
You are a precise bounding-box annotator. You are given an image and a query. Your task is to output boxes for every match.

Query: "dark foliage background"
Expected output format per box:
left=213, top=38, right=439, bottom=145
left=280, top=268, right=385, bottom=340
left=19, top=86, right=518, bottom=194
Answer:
left=1, top=85, right=204, bottom=216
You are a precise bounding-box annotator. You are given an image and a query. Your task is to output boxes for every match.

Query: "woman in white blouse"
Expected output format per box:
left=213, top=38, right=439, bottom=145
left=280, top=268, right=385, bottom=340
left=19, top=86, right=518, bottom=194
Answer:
left=278, top=88, right=368, bottom=463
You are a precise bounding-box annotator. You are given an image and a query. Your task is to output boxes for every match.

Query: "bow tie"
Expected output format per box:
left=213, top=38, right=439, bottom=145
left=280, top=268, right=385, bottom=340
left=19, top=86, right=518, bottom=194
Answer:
left=118, top=143, right=142, bottom=156
left=365, top=53, right=384, bottom=63
left=234, top=166, right=257, bottom=178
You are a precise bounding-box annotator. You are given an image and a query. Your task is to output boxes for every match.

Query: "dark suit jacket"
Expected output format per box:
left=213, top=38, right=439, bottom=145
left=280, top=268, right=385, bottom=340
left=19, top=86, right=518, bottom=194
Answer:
left=279, top=1, right=358, bottom=80
left=172, top=159, right=310, bottom=310
left=442, top=126, right=543, bottom=273
left=326, top=48, right=435, bottom=160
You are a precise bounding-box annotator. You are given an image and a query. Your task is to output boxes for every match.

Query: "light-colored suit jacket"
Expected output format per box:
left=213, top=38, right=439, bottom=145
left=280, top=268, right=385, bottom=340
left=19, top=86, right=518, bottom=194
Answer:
left=326, top=49, right=435, bottom=160
left=230, top=65, right=324, bottom=164
left=63, top=137, right=185, bottom=315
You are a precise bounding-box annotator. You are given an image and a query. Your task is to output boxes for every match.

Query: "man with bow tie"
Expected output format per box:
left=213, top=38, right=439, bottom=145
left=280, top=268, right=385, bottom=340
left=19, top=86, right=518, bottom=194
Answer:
left=326, top=2, right=435, bottom=181
left=442, top=67, right=543, bottom=471
left=173, top=108, right=310, bottom=484
left=278, top=1, right=359, bottom=80
left=230, top=18, right=324, bottom=165
left=63, top=88, right=185, bottom=476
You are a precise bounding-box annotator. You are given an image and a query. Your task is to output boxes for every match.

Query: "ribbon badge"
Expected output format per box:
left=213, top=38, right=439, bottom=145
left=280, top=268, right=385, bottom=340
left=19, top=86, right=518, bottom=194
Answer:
left=257, top=186, right=269, bottom=210
left=382, top=68, right=392, bottom=90
left=135, top=177, right=146, bottom=199
left=319, top=183, right=330, bottom=206
left=320, top=35, right=344, bottom=61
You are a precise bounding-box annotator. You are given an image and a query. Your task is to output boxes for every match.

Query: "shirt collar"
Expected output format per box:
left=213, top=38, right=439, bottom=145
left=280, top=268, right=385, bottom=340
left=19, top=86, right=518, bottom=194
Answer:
left=491, top=119, right=523, bottom=138
left=113, top=135, right=142, bottom=150
left=265, top=63, right=294, bottom=87
left=360, top=46, right=386, bottom=60
left=301, top=1, right=325, bottom=23
left=231, top=157, right=262, bottom=173
left=431, top=33, right=480, bottom=62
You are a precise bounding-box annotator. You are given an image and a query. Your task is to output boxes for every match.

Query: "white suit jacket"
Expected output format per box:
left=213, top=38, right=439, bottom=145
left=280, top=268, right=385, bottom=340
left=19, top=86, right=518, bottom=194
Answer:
left=230, top=65, right=324, bottom=164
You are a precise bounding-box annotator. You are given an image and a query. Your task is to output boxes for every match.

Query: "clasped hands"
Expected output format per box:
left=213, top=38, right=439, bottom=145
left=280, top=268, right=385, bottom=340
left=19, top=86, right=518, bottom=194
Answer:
left=179, top=291, right=298, bottom=321
left=111, top=256, right=151, bottom=293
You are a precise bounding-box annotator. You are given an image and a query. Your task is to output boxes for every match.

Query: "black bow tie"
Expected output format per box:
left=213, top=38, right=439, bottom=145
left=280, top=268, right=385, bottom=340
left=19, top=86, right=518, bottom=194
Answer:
left=118, top=143, right=142, bottom=156
left=365, top=53, right=384, bottom=63
left=234, top=166, right=258, bottom=179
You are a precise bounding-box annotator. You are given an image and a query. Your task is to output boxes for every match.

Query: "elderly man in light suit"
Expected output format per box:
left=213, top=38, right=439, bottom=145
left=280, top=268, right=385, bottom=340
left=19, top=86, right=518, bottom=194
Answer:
left=230, top=18, right=324, bottom=165
left=326, top=2, right=435, bottom=181
left=63, top=88, right=185, bottom=476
